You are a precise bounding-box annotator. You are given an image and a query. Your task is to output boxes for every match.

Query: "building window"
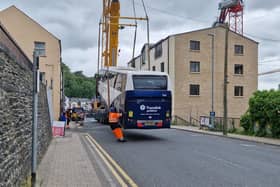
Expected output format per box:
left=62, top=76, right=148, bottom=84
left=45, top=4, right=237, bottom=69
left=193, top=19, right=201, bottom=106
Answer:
left=160, top=62, right=164, bottom=72
left=234, top=86, right=243, bottom=96
left=190, top=84, right=200, bottom=96
left=190, top=61, right=200, bottom=73
left=234, top=45, right=244, bottom=55
left=152, top=66, right=156, bottom=71
left=50, top=79, right=53, bottom=89
left=190, top=40, right=200, bottom=51
left=234, top=64, right=243, bottom=75
left=34, top=41, right=46, bottom=56
left=40, top=72, right=46, bottom=83
left=142, top=50, right=146, bottom=65
left=154, top=43, right=162, bottom=59
left=131, top=60, right=135, bottom=68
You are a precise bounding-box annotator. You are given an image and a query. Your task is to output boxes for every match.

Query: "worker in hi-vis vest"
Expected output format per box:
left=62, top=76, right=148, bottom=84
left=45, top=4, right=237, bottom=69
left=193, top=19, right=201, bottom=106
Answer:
left=109, top=106, right=126, bottom=142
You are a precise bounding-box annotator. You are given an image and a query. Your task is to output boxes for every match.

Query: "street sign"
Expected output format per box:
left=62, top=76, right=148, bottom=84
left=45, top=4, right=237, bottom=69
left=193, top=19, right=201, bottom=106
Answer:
left=210, top=111, right=215, bottom=117
left=200, top=116, right=210, bottom=127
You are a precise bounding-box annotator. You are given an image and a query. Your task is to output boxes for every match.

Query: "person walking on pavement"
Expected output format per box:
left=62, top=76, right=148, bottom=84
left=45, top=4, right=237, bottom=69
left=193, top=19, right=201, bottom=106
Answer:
left=109, top=105, right=126, bottom=142
left=66, top=109, right=71, bottom=129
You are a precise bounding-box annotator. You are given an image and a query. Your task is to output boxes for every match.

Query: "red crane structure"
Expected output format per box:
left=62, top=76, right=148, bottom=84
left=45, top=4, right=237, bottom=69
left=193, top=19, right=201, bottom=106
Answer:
left=214, top=0, right=244, bottom=35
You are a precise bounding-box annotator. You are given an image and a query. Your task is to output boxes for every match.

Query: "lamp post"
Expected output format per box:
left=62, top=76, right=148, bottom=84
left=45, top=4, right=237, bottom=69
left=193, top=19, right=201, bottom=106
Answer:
left=208, top=33, right=215, bottom=128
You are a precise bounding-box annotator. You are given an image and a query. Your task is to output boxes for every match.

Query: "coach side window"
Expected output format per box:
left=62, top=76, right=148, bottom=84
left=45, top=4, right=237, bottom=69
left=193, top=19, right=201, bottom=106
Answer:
left=107, top=73, right=116, bottom=87
left=121, top=75, right=127, bottom=91
left=115, top=74, right=122, bottom=91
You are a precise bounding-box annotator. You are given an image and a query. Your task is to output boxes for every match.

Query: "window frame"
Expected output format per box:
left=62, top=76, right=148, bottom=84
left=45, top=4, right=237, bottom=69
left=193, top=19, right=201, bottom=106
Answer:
left=234, top=44, right=244, bottom=55
left=190, top=61, right=200, bottom=73
left=190, top=40, right=200, bottom=51
left=34, top=41, right=46, bottom=57
left=154, top=43, right=162, bottom=59
left=234, top=64, right=243, bottom=75
left=189, top=84, right=200, bottom=96
left=160, top=62, right=164, bottom=72
left=234, top=86, right=244, bottom=97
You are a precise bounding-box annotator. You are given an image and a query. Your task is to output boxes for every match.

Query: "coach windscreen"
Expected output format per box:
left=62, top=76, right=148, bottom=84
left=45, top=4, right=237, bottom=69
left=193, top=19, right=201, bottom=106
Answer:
left=132, top=75, right=167, bottom=90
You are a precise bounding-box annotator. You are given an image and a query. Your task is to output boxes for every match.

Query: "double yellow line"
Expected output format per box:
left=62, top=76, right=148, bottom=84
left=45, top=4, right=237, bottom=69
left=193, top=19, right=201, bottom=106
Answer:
left=85, top=134, right=138, bottom=187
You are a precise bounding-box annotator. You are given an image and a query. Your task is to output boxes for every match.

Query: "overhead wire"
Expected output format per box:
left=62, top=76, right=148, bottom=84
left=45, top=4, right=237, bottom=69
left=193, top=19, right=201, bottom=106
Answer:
left=134, top=2, right=280, bottom=43
left=132, top=0, right=137, bottom=59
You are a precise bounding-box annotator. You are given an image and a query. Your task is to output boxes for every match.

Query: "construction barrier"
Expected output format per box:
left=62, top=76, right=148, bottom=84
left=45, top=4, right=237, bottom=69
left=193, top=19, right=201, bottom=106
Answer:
left=52, top=121, right=65, bottom=137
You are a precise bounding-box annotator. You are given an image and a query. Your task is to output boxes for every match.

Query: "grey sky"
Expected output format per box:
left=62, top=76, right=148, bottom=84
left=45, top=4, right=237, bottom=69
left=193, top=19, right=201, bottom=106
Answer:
left=1, top=0, right=280, bottom=90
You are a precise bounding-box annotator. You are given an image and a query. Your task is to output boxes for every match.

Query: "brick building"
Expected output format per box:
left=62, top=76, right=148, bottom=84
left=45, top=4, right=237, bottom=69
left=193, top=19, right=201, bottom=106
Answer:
left=0, top=6, right=62, bottom=120
left=128, top=26, right=258, bottom=123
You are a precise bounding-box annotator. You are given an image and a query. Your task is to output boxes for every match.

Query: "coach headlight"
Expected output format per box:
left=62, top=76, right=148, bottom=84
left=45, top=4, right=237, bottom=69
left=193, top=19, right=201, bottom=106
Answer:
left=128, top=111, right=133, bottom=118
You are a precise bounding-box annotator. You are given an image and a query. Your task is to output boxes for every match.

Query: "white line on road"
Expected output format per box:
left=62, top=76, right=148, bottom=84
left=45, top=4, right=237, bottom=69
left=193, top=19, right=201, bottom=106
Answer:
left=240, top=144, right=257, bottom=147
left=189, top=134, right=202, bottom=137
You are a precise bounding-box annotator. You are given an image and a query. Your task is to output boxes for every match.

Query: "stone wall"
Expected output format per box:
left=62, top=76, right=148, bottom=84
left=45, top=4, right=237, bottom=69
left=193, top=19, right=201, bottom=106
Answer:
left=0, top=25, right=52, bottom=186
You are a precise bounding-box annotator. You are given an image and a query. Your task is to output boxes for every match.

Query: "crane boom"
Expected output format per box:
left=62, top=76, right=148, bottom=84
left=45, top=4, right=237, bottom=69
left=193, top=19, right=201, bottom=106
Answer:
left=109, top=0, right=120, bottom=67
left=214, top=0, right=244, bottom=35
left=102, top=0, right=120, bottom=67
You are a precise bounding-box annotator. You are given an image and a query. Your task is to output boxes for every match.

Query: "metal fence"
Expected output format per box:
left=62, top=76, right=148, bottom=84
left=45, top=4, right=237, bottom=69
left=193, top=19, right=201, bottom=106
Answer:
left=173, top=114, right=240, bottom=132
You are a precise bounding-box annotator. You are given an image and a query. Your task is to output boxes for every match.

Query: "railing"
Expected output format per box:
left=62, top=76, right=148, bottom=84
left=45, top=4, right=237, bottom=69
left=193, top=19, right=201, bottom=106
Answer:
left=200, top=115, right=240, bottom=132
left=172, top=114, right=240, bottom=132
left=172, top=115, right=200, bottom=127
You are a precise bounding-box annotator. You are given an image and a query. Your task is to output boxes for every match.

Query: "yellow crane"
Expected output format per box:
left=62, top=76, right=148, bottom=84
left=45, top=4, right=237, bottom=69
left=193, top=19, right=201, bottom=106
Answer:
left=97, top=0, right=149, bottom=142
left=100, top=0, right=149, bottom=68
left=102, top=0, right=120, bottom=67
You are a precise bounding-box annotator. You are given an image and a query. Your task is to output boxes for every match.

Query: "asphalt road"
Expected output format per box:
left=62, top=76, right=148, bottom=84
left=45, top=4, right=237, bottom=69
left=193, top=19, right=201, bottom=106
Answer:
left=81, top=119, right=280, bottom=187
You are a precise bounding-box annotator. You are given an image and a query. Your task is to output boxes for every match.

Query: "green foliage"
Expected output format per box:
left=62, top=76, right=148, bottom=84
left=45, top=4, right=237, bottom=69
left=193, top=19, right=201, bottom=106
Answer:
left=240, top=112, right=254, bottom=135
left=62, top=63, right=96, bottom=99
left=240, top=90, right=280, bottom=138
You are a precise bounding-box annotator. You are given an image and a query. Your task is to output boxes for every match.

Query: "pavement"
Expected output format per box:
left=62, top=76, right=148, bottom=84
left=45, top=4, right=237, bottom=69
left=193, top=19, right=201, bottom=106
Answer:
left=36, top=123, right=103, bottom=187
left=35, top=121, right=280, bottom=186
left=172, top=125, right=280, bottom=146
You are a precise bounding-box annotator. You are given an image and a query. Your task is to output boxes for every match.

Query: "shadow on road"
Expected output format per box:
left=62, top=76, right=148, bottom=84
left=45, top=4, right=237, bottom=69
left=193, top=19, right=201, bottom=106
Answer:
left=124, top=130, right=166, bottom=142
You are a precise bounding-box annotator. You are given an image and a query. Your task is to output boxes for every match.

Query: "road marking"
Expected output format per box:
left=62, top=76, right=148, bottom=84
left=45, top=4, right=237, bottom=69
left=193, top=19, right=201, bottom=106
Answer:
left=240, top=144, right=257, bottom=147
left=189, top=134, right=201, bottom=137
left=85, top=134, right=138, bottom=187
left=85, top=135, right=127, bottom=187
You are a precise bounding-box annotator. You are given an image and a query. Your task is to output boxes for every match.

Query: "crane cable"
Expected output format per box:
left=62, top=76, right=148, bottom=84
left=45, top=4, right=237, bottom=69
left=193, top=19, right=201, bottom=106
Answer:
left=258, top=68, right=280, bottom=76
left=140, top=0, right=151, bottom=70
left=132, top=0, right=137, bottom=59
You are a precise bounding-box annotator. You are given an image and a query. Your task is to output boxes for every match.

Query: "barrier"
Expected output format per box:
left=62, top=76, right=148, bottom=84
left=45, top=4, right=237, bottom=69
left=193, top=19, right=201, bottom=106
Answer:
left=52, top=121, right=65, bottom=136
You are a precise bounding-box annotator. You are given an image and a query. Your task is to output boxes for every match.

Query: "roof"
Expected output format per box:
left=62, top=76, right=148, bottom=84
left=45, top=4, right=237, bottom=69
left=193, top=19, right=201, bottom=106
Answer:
left=99, top=66, right=168, bottom=76
left=140, top=25, right=258, bottom=52
left=172, top=25, right=258, bottom=44
left=0, top=5, right=60, bottom=42
left=0, top=22, right=32, bottom=69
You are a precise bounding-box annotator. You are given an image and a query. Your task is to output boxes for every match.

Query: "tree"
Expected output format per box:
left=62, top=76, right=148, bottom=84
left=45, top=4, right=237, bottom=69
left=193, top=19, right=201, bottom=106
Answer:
left=241, top=90, right=280, bottom=138
left=62, top=63, right=96, bottom=98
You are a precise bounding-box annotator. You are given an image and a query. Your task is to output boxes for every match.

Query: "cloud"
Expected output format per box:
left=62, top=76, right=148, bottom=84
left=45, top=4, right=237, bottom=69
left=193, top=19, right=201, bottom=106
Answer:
left=62, top=47, right=98, bottom=77
left=246, top=0, right=280, bottom=11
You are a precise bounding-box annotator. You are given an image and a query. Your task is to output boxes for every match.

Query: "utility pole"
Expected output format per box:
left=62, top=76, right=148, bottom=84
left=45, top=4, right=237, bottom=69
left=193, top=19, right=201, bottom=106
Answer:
left=97, top=20, right=101, bottom=75
left=147, top=18, right=151, bottom=70
left=31, top=51, right=39, bottom=186
left=208, top=33, right=215, bottom=128
left=223, top=24, right=229, bottom=135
